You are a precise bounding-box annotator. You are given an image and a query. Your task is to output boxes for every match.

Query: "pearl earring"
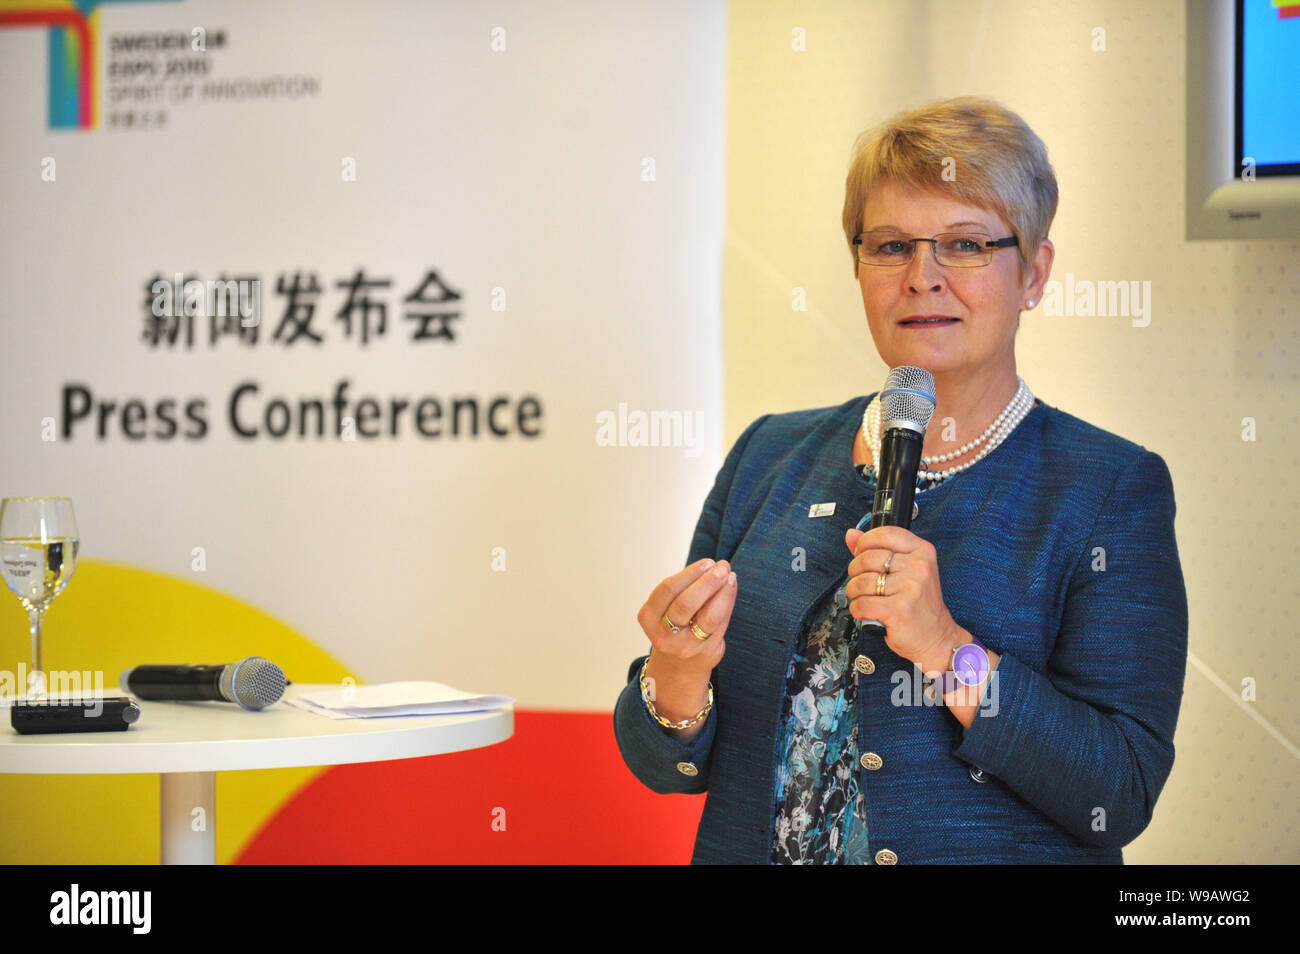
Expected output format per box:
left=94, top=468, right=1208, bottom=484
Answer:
left=1025, top=299, right=1035, bottom=308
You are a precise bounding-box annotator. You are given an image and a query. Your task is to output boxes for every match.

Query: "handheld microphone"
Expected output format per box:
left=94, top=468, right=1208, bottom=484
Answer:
left=857, top=366, right=937, bottom=638
left=120, top=657, right=287, bottom=710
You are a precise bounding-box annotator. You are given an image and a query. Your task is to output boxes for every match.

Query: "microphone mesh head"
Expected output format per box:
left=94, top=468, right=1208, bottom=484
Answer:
left=230, top=657, right=287, bottom=710
left=879, top=366, right=937, bottom=433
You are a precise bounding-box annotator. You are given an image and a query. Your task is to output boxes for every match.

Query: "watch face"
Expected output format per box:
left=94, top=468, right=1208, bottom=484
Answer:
left=953, top=644, right=989, bottom=686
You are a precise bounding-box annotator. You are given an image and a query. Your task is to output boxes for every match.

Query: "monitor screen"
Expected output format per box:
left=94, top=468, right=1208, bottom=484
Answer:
left=1236, top=0, right=1300, bottom=178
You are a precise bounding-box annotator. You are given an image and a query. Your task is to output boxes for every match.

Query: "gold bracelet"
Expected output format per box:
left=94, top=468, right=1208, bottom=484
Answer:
left=639, top=656, right=713, bottom=730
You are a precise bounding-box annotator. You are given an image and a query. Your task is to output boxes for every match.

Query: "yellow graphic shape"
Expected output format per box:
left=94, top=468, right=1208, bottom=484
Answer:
left=0, top=558, right=351, bottom=864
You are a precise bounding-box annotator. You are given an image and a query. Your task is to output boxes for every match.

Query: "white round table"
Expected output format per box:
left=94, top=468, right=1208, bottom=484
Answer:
left=0, top=683, right=514, bottom=864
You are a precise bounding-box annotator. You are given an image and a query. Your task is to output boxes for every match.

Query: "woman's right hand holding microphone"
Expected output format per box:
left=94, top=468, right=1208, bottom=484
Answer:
left=635, top=559, right=738, bottom=743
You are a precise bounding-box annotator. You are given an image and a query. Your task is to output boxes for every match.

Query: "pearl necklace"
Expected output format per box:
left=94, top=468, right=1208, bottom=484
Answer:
left=861, top=377, right=1035, bottom=491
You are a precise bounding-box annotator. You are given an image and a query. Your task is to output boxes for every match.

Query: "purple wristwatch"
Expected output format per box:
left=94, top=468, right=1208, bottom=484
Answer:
left=932, top=635, right=991, bottom=694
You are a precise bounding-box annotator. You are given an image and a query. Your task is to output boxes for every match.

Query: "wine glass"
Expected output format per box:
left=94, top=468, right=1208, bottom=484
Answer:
left=0, top=497, right=79, bottom=701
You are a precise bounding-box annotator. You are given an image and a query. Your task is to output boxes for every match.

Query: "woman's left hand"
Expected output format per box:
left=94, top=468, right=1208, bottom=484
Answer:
left=844, top=525, right=960, bottom=673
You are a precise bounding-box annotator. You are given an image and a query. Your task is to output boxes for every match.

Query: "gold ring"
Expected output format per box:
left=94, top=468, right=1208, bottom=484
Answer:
left=875, top=572, right=888, bottom=596
left=662, top=613, right=681, bottom=634
left=689, top=621, right=712, bottom=641
left=883, top=552, right=894, bottom=573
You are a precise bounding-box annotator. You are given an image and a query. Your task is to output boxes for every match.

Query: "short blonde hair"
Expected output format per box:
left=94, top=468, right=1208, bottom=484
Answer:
left=842, top=96, right=1058, bottom=279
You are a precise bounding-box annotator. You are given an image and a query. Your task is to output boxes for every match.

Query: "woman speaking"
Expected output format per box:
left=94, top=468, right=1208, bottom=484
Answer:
left=613, top=96, right=1188, bottom=864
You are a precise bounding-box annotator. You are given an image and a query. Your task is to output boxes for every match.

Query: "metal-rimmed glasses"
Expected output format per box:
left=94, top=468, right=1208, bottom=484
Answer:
left=854, top=230, right=1019, bottom=267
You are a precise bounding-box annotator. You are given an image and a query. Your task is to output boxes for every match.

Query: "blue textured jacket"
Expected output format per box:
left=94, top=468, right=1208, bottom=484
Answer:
left=613, top=393, right=1188, bottom=864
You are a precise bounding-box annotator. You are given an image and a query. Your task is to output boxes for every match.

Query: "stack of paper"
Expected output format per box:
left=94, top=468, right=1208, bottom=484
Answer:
left=285, top=682, right=513, bottom=720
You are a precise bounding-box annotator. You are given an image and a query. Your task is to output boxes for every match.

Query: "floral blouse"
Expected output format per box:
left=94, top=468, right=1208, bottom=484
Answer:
left=768, top=566, right=872, bottom=864
left=769, top=458, right=886, bottom=864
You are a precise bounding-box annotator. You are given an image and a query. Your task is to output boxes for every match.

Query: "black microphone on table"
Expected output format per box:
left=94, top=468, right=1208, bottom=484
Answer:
left=855, top=366, right=937, bottom=640
left=120, top=657, right=287, bottom=710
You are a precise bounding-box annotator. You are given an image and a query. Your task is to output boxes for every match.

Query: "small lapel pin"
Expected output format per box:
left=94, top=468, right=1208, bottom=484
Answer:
left=808, top=502, right=836, bottom=518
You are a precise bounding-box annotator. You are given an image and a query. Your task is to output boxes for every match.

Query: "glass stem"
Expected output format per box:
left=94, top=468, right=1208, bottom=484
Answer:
left=28, top=605, right=45, bottom=697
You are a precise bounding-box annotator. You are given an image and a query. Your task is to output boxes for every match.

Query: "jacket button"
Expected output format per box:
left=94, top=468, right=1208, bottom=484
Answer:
left=853, top=655, right=875, bottom=675
left=676, top=761, right=698, bottom=776
left=859, top=752, right=883, bottom=771
left=969, top=766, right=987, bottom=783
left=874, top=848, right=898, bottom=865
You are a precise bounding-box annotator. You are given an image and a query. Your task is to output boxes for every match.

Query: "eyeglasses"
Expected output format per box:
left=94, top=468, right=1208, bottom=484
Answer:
left=854, top=230, right=1019, bottom=268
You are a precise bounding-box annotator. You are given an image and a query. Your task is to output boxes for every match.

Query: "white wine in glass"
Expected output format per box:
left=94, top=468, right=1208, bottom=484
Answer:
left=0, top=497, right=79, bottom=700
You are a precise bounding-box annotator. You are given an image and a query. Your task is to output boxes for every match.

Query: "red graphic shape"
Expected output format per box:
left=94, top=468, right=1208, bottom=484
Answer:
left=235, top=709, right=706, bottom=864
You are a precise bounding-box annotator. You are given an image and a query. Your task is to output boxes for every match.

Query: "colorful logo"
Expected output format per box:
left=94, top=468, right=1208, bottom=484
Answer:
left=0, top=0, right=179, bottom=130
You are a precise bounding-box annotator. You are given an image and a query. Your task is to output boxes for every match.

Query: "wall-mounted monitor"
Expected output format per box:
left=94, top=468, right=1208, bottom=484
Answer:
left=1187, top=0, right=1300, bottom=239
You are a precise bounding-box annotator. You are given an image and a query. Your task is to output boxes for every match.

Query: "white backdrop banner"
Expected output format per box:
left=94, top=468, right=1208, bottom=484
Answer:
left=0, top=0, right=725, bottom=709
